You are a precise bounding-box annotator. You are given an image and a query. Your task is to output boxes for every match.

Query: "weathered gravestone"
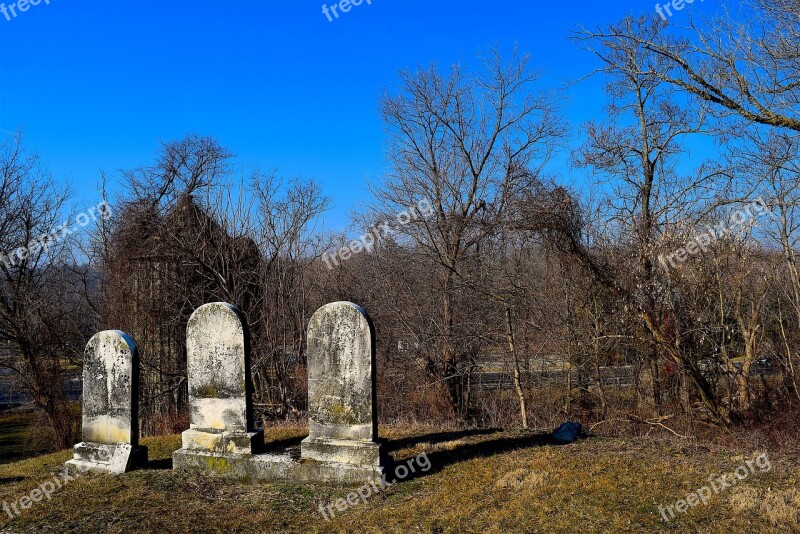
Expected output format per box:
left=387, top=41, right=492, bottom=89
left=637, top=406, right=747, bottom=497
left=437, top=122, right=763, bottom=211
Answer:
left=174, top=303, right=263, bottom=464
left=174, top=301, right=385, bottom=483
left=66, top=330, right=147, bottom=474
left=301, top=301, right=386, bottom=470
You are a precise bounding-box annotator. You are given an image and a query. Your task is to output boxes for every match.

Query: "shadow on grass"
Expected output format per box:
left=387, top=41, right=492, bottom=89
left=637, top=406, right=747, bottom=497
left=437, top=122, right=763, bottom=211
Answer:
left=262, top=435, right=305, bottom=453
left=387, top=431, right=565, bottom=484
left=145, top=458, right=172, bottom=470
left=139, top=428, right=574, bottom=480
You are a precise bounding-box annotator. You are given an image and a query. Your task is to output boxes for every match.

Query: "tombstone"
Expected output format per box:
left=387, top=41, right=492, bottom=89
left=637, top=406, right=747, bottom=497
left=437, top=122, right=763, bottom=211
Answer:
left=174, top=301, right=385, bottom=483
left=179, top=303, right=263, bottom=456
left=301, top=302, right=386, bottom=468
left=66, top=330, right=147, bottom=474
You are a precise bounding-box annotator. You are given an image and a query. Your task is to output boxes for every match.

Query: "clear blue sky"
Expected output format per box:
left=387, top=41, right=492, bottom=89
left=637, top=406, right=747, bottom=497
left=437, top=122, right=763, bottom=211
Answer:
left=0, top=0, right=718, bottom=231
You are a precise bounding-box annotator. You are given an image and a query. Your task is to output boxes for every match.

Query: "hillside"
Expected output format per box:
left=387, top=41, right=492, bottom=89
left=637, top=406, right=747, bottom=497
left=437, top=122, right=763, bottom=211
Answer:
left=0, top=425, right=797, bottom=533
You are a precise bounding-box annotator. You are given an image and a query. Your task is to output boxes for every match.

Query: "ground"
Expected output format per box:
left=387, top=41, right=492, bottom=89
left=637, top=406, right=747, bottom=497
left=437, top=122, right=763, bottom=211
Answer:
left=0, top=418, right=797, bottom=533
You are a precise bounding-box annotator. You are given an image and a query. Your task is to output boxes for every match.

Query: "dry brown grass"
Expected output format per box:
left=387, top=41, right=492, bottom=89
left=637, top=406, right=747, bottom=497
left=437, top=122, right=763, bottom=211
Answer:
left=0, top=425, right=797, bottom=533
left=729, top=485, right=800, bottom=527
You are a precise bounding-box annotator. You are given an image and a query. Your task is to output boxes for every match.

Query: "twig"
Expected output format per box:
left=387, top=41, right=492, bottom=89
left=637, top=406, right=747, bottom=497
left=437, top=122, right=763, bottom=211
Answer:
left=590, top=414, right=692, bottom=439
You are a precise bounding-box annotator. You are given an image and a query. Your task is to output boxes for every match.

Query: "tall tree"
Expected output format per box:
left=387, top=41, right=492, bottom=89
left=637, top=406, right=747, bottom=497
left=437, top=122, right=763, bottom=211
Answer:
left=0, top=134, right=91, bottom=448
left=372, top=46, right=565, bottom=418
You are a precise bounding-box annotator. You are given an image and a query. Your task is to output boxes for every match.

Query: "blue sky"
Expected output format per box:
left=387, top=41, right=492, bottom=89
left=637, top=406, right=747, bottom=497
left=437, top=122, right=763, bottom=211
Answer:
left=0, top=0, right=719, bottom=231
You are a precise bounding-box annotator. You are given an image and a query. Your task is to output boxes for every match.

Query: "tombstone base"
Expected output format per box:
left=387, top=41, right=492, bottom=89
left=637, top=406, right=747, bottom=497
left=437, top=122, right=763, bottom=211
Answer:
left=65, top=442, right=148, bottom=474
left=181, top=428, right=264, bottom=455
left=300, top=437, right=387, bottom=467
left=172, top=448, right=388, bottom=485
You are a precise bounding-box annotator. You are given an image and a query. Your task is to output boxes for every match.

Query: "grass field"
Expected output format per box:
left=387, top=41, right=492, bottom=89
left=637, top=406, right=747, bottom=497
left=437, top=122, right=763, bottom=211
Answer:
left=0, top=422, right=797, bottom=533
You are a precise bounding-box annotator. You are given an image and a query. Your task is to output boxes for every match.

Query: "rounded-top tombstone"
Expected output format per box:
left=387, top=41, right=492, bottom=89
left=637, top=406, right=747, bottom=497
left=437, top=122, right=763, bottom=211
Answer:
left=82, top=330, right=139, bottom=445
left=181, top=302, right=262, bottom=455
left=66, top=330, right=147, bottom=474
left=301, top=301, right=385, bottom=468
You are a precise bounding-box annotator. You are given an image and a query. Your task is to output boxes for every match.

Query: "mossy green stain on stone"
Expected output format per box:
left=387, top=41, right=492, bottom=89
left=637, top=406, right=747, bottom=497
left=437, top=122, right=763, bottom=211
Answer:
left=201, top=455, right=233, bottom=474
left=324, top=399, right=359, bottom=426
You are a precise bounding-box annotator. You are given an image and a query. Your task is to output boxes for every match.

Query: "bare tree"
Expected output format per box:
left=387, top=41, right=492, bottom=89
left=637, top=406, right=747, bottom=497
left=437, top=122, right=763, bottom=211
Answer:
left=600, top=1, right=800, bottom=132
left=0, top=134, right=90, bottom=448
left=250, top=172, right=330, bottom=418
left=572, top=16, right=734, bottom=423
left=101, top=135, right=244, bottom=434
left=371, top=45, right=566, bottom=419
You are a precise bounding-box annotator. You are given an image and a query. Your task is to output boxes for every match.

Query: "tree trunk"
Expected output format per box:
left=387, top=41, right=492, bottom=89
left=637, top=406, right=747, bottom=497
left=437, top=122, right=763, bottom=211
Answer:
left=441, top=272, right=460, bottom=418
left=735, top=304, right=762, bottom=412
left=505, top=306, right=528, bottom=429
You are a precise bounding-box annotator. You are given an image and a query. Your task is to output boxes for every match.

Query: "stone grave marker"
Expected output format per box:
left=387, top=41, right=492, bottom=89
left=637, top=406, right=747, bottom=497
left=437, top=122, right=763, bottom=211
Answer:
left=179, top=302, right=263, bottom=456
left=301, top=301, right=385, bottom=468
left=66, top=330, right=147, bottom=474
